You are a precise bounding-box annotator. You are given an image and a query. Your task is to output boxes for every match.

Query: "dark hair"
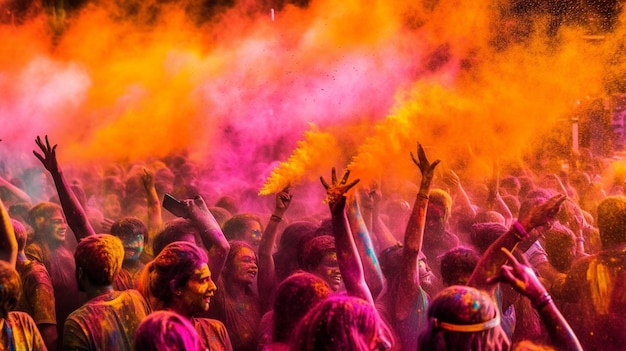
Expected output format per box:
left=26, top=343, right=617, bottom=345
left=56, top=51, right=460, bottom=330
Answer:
left=111, top=217, right=148, bottom=240
left=597, top=196, right=626, bottom=249
left=139, top=241, right=207, bottom=310
left=543, top=224, right=576, bottom=272
left=74, top=234, right=124, bottom=286
left=133, top=310, right=201, bottom=351
left=153, top=219, right=199, bottom=257
left=440, top=247, right=480, bottom=287
left=301, top=235, right=336, bottom=272
left=223, top=240, right=257, bottom=280
left=292, top=295, right=393, bottom=351
left=222, top=214, right=262, bottom=241
left=0, top=261, right=21, bottom=319
left=418, top=285, right=510, bottom=351
left=273, top=272, right=331, bottom=342
left=470, top=222, right=507, bottom=254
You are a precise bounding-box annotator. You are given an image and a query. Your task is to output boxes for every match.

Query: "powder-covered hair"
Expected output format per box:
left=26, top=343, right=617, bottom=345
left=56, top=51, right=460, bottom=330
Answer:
left=429, top=189, right=453, bottom=221
left=418, top=285, right=510, bottom=351
left=153, top=218, right=199, bottom=257
left=133, top=310, right=201, bottom=351
left=138, top=241, right=207, bottom=311
left=597, top=196, right=626, bottom=249
left=74, top=234, right=124, bottom=286
left=273, top=271, right=331, bottom=342
left=301, top=235, right=336, bottom=272
left=222, top=213, right=262, bottom=241
left=111, top=216, right=148, bottom=239
left=0, top=261, right=21, bottom=319
left=292, top=294, right=393, bottom=351
left=27, top=202, right=62, bottom=238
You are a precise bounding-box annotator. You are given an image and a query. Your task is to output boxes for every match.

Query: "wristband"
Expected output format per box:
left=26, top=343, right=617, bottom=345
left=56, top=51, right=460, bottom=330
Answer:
left=417, top=193, right=429, bottom=200
left=512, top=221, right=529, bottom=240
left=270, top=214, right=282, bottom=222
left=532, top=292, right=552, bottom=310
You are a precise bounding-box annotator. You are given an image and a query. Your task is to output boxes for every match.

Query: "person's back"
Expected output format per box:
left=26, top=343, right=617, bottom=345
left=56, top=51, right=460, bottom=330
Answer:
left=554, top=195, right=626, bottom=350
left=62, top=234, right=151, bottom=351
left=64, top=289, right=150, bottom=350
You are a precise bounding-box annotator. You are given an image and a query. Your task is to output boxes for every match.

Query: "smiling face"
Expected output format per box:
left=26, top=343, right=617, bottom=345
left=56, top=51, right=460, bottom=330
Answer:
left=313, top=252, right=342, bottom=292
left=179, top=263, right=216, bottom=314
left=43, top=209, right=68, bottom=244
left=228, top=246, right=258, bottom=286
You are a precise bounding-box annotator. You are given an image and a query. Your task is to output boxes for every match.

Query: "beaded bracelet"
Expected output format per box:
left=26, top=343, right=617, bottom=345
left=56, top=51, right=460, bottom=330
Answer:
left=270, top=214, right=282, bottom=222
left=533, top=292, right=553, bottom=310
left=512, top=221, right=529, bottom=241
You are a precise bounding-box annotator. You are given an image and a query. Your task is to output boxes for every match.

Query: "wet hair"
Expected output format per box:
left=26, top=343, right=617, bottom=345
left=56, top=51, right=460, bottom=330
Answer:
left=418, top=285, right=510, bottom=351
left=470, top=222, right=508, bottom=255
left=74, top=234, right=124, bottom=286
left=597, top=196, right=626, bottom=249
left=273, top=272, right=331, bottom=342
left=111, top=217, right=148, bottom=240
left=301, top=235, right=336, bottom=272
left=440, top=247, right=480, bottom=287
left=222, top=214, right=262, bottom=242
left=153, top=218, right=199, bottom=257
left=292, top=294, right=393, bottom=351
left=139, top=241, right=207, bottom=310
left=0, top=261, right=21, bottom=319
left=133, top=310, right=201, bottom=351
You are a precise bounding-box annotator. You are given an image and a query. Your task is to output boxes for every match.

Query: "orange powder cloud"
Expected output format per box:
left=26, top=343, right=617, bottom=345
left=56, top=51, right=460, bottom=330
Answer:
left=0, top=0, right=624, bottom=204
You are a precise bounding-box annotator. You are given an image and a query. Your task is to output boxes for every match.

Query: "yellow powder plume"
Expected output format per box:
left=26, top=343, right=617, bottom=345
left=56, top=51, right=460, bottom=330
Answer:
left=259, top=124, right=342, bottom=195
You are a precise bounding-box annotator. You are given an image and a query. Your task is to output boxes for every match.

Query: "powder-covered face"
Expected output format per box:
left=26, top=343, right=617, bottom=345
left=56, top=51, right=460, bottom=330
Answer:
left=426, top=203, right=446, bottom=233
left=229, top=246, right=258, bottom=285
left=242, top=220, right=262, bottom=249
left=313, top=252, right=342, bottom=292
left=43, top=209, right=67, bottom=243
left=180, top=263, right=216, bottom=314
left=120, top=233, right=144, bottom=262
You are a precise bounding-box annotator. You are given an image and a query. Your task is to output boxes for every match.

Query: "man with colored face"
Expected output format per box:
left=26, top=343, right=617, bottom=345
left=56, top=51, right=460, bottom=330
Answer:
left=110, top=217, right=147, bottom=290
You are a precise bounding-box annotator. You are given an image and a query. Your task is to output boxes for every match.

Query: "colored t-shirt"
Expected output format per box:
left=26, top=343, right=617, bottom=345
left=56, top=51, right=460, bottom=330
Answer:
left=15, top=260, right=56, bottom=326
left=1, top=311, right=47, bottom=351
left=62, top=289, right=151, bottom=351
left=192, top=317, right=233, bottom=351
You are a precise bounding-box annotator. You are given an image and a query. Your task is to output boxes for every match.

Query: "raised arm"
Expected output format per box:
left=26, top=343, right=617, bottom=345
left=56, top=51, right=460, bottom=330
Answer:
left=358, top=185, right=399, bottom=253
left=488, top=248, right=582, bottom=351
left=442, top=169, right=476, bottom=218
left=184, top=195, right=230, bottom=281
left=141, top=168, right=162, bottom=258
left=486, top=173, right=513, bottom=226
left=396, top=143, right=439, bottom=318
left=33, top=135, right=95, bottom=240
left=0, top=199, right=17, bottom=268
left=468, top=194, right=566, bottom=293
left=0, top=175, right=32, bottom=205
left=258, top=187, right=292, bottom=305
left=346, top=192, right=384, bottom=300
left=321, top=168, right=373, bottom=304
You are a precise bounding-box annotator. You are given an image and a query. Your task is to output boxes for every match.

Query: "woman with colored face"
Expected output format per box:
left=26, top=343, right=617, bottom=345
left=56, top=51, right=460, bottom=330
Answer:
left=208, top=240, right=261, bottom=351
left=138, top=241, right=232, bottom=351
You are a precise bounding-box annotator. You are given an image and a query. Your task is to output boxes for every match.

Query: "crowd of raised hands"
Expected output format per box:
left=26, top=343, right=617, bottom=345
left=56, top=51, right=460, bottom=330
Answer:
left=3, top=135, right=625, bottom=351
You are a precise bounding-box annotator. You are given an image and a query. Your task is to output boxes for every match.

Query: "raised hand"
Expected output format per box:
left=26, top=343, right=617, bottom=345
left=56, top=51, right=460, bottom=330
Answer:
left=275, top=186, right=292, bottom=213
left=487, top=247, right=548, bottom=303
left=519, top=194, right=567, bottom=231
left=411, top=143, right=440, bottom=190
left=141, top=168, right=154, bottom=191
left=33, top=135, right=60, bottom=174
left=320, top=168, right=360, bottom=213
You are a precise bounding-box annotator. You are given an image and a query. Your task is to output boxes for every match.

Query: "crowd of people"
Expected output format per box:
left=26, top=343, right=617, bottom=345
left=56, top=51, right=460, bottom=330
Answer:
left=0, top=134, right=623, bottom=350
